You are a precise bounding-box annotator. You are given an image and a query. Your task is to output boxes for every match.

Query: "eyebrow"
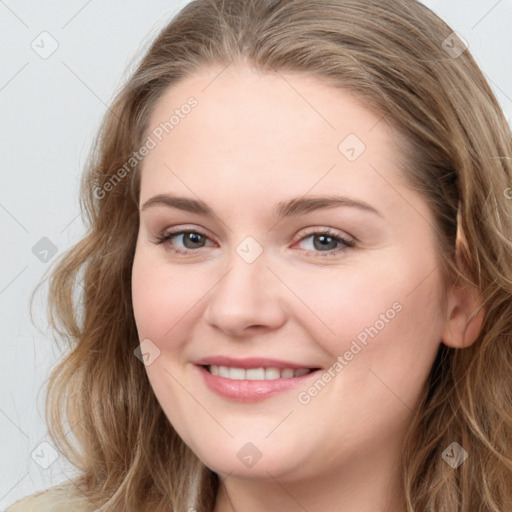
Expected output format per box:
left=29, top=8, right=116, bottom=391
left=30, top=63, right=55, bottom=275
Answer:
left=141, top=194, right=382, bottom=218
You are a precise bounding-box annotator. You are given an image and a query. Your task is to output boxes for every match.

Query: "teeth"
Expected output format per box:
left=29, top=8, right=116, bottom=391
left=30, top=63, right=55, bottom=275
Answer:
left=265, top=367, right=281, bottom=380
left=246, top=368, right=265, bottom=380
left=229, top=367, right=246, bottom=380
left=207, top=365, right=313, bottom=380
left=218, top=366, right=230, bottom=378
left=281, top=368, right=294, bottom=378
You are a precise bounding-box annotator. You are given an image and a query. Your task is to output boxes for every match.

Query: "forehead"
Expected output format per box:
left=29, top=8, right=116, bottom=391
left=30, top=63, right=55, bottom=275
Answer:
left=140, top=65, right=408, bottom=212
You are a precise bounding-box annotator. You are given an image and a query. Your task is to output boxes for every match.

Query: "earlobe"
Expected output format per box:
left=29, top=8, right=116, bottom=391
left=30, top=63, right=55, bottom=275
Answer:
left=442, top=221, right=486, bottom=349
left=441, top=280, right=485, bottom=349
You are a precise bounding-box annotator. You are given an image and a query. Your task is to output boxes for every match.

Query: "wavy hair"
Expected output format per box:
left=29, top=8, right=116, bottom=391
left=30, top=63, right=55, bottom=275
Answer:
left=40, top=0, right=512, bottom=510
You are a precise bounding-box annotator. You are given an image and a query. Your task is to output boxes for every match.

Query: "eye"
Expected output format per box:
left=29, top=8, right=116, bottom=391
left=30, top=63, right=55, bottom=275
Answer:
left=153, top=227, right=355, bottom=257
left=153, top=229, right=214, bottom=254
left=295, top=229, right=355, bottom=255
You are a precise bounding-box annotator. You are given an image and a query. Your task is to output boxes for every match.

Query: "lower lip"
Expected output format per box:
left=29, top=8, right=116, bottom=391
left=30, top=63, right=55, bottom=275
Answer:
left=197, top=365, right=319, bottom=402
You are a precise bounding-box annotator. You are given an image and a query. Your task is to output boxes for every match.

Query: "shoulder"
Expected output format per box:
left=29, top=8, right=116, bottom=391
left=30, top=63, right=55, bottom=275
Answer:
left=5, top=483, right=91, bottom=512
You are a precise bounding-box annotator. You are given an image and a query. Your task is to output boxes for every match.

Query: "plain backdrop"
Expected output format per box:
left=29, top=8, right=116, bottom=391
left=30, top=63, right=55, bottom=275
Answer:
left=1, top=0, right=511, bottom=507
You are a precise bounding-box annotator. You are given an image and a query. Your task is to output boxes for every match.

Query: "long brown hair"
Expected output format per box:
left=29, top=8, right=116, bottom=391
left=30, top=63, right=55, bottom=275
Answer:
left=41, top=0, right=512, bottom=510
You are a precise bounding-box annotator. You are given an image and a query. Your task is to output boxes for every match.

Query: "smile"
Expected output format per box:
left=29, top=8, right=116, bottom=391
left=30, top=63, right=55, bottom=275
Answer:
left=206, top=365, right=314, bottom=380
left=197, top=363, right=321, bottom=402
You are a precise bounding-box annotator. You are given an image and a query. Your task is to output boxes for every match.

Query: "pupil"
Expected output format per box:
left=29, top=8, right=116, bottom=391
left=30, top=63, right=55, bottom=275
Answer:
left=185, top=232, right=204, bottom=248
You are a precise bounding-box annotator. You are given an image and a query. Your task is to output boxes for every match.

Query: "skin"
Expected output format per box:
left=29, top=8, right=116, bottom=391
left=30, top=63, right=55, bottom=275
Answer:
left=131, top=65, right=483, bottom=512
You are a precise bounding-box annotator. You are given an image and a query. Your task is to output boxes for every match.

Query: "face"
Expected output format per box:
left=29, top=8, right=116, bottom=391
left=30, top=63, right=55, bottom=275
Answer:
left=131, top=65, right=446, bottom=483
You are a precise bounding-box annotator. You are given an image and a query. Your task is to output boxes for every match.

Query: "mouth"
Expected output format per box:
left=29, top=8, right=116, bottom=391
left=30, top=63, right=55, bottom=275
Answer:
left=203, top=364, right=319, bottom=380
left=196, top=362, right=322, bottom=402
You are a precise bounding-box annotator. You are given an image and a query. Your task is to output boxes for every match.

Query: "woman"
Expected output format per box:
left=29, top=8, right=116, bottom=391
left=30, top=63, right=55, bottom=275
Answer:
left=7, top=0, right=512, bottom=510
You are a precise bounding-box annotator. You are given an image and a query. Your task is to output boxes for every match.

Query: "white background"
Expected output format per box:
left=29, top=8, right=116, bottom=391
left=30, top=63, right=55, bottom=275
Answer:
left=1, top=0, right=511, bottom=507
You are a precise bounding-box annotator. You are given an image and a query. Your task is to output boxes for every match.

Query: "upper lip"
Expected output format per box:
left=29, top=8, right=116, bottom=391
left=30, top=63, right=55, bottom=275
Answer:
left=195, top=356, right=319, bottom=370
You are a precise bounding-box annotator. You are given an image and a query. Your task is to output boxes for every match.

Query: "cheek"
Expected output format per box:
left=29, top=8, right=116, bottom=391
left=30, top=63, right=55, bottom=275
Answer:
left=131, top=249, right=199, bottom=343
left=291, top=253, right=444, bottom=391
left=281, top=256, right=440, bottom=342
left=131, top=247, right=222, bottom=367
left=131, top=249, right=204, bottom=438
left=287, top=264, right=443, bottom=454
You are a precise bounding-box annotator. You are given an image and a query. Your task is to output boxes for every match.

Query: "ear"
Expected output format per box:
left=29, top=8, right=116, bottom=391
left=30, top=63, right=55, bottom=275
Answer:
left=441, top=240, right=485, bottom=349
left=441, top=281, right=485, bottom=348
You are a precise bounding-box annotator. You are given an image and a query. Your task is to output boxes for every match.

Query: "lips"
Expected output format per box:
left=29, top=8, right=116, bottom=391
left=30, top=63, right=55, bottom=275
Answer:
left=194, top=356, right=321, bottom=402
left=195, top=355, right=318, bottom=370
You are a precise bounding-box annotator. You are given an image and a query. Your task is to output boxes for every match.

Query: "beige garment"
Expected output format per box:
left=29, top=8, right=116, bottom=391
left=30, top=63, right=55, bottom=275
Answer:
left=5, top=484, right=92, bottom=512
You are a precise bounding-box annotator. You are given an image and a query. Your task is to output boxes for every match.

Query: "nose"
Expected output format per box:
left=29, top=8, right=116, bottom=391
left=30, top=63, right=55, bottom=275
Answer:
left=203, top=249, right=287, bottom=337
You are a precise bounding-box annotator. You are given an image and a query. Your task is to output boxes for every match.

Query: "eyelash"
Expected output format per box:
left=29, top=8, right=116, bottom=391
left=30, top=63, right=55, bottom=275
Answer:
left=153, top=227, right=356, bottom=257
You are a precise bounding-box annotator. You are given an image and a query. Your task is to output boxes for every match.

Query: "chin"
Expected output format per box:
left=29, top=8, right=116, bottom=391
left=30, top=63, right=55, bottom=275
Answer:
left=189, top=437, right=304, bottom=481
